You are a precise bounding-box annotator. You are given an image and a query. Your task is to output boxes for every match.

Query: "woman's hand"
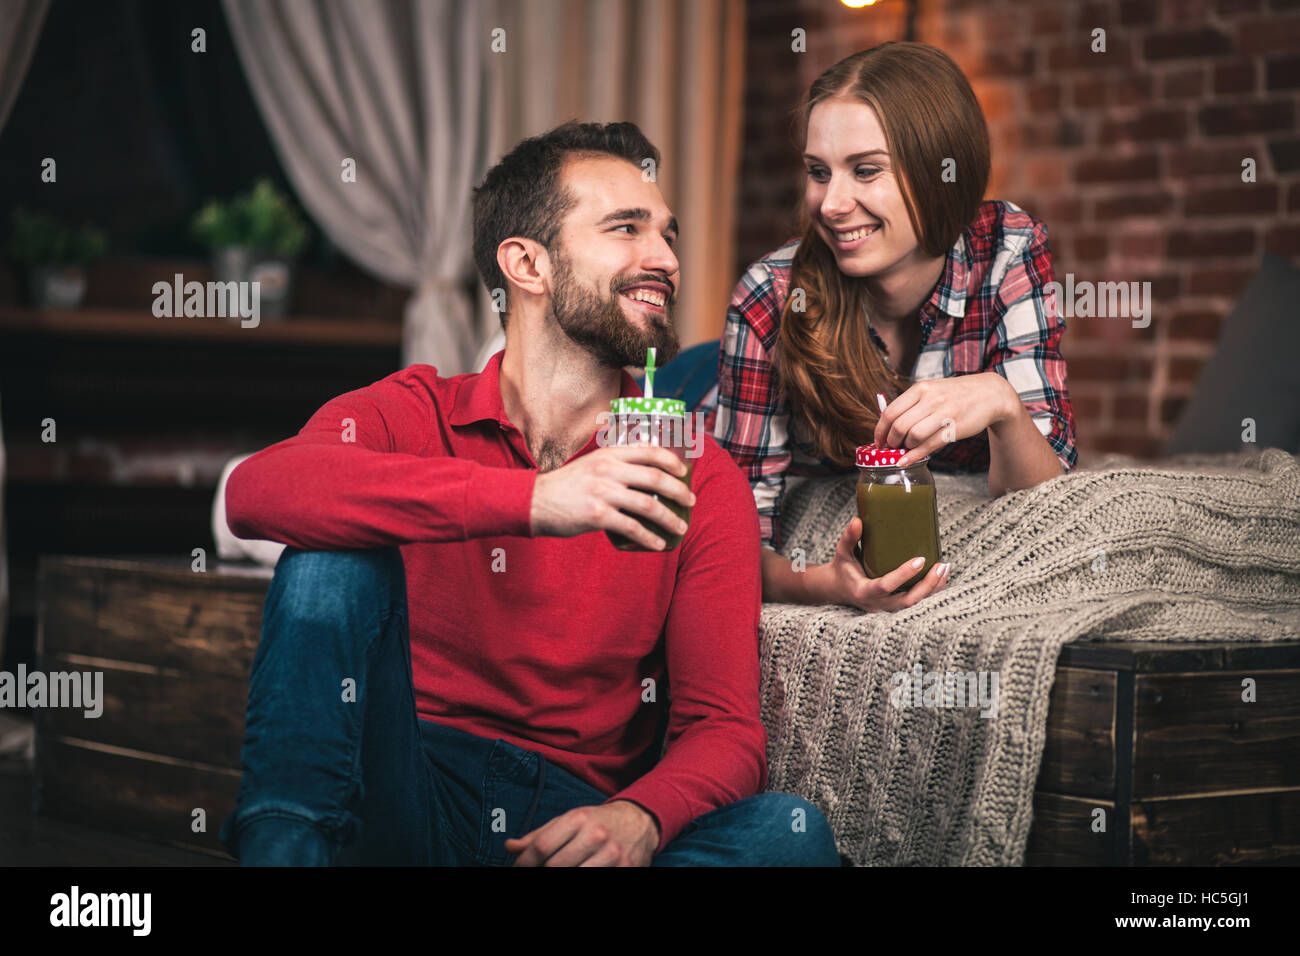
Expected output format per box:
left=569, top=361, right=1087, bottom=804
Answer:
left=874, top=372, right=1016, bottom=466
left=814, top=517, right=949, bottom=611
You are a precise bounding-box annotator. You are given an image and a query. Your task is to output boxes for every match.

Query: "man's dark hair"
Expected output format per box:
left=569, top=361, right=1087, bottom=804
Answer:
left=471, top=120, right=661, bottom=323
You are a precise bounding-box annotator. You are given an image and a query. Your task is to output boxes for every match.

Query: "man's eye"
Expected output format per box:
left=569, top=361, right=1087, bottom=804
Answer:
left=614, top=223, right=635, bottom=234
left=663, top=234, right=676, bottom=248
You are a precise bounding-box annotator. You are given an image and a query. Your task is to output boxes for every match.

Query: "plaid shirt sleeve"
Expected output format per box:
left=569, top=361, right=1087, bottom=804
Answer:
left=713, top=260, right=791, bottom=550
left=984, top=218, right=1078, bottom=472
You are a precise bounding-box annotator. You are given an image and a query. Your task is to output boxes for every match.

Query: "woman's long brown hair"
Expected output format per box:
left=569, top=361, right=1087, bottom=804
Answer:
left=775, top=42, right=991, bottom=465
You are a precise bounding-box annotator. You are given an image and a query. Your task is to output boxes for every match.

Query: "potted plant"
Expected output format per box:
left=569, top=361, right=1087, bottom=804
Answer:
left=190, top=178, right=310, bottom=319
left=9, top=208, right=108, bottom=309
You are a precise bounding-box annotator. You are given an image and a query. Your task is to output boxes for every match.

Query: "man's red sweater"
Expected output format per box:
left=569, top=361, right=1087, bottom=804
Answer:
left=224, top=349, right=767, bottom=851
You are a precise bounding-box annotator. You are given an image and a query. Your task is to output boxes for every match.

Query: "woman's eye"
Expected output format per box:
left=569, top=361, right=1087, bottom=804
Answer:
left=856, top=166, right=880, bottom=178
left=807, top=167, right=829, bottom=182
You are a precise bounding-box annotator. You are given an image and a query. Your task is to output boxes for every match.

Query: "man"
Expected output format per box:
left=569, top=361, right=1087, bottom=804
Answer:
left=218, top=121, right=840, bottom=866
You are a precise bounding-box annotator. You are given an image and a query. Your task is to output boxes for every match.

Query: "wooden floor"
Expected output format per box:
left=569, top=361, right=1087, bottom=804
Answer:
left=0, top=755, right=233, bottom=867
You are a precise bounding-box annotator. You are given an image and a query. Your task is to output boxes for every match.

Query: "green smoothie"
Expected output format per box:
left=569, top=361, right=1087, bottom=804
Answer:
left=606, top=457, right=695, bottom=552
left=856, top=481, right=941, bottom=591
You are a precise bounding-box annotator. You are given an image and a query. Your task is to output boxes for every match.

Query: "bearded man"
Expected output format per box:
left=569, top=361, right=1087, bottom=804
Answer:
left=219, top=121, right=840, bottom=867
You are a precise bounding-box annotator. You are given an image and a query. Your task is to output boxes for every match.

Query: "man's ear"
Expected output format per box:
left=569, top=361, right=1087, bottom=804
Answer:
left=498, top=238, right=550, bottom=299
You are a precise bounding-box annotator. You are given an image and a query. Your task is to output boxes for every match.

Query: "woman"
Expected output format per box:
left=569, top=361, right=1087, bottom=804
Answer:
left=709, top=42, right=1076, bottom=612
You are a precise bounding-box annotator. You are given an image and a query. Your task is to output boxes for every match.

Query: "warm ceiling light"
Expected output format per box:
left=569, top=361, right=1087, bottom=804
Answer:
left=841, top=0, right=880, bottom=7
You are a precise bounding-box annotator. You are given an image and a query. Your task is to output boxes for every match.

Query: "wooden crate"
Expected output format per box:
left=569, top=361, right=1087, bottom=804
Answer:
left=1026, top=640, right=1300, bottom=865
left=35, top=554, right=269, bottom=858
left=35, top=555, right=1300, bottom=864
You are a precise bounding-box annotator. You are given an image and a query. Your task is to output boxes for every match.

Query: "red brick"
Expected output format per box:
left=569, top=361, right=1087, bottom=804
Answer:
left=1143, top=27, right=1232, bottom=60
left=1042, top=197, right=1086, bottom=224
left=1092, top=192, right=1174, bottom=219
left=1112, top=73, right=1156, bottom=106
left=1237, top=15, right=1300, bottom=54
left=1072, top=392, right=1105, bottom=422
left=1167, top=228, right=1257, bottom=258
left=1119, top=233, right=1166, bottom=257
left=1028, top=81, right=1063, bottom=111
left=1169, top=309, right=1226, bottom=341
left=1073, top=76, right=1108, bottom=108
left=1213, top=58, right=1258, bottom=94
left=1264, top=224, right=1300, bottom=256
left=1160, top=68, right=1205, bottom=99
left=1184, top=183, right=1280, bottom=215
left=1069, top=356, right=1156, bottom=382
left=1265, top=53, right=1300, bottom=89
left=1057, top=118, right=1087, bottom=148
left=1120, top=0, right=1159, bottom=23
left=1047, top=38, right=1133, bottom=72
left=1073, top=234, right=1110, bottom=260
left=1031, top=6, right=1062, bottom=35
left=1075, top=153, right=1160, bottom=183
left=1100, top=108, right=1189, bottom=143
left=1199, top=100, right=1294, bottom=136
left=1187, top=266, right=1257, bottom=296
left=1167, top=144, right=1258, bottom=177
left=1150, top=274, right=1181, bottom=301
left=1113, top=391, right=1150, bottom=420
left=1164, top=0, right=1216, bottom=16
left=977, top=48, right=1037, bottom=78
left=1269, top=138, right=1300, bottom=172
left=1027, top=155, right=1069, bottom=188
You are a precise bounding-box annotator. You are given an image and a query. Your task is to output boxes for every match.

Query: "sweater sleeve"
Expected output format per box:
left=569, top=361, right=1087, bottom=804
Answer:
left=225, top=367, right=536, bottom=549
left=602, top=439, right=767, bottom=852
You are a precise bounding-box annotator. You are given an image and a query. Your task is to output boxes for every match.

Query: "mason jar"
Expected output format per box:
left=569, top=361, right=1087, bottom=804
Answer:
left=604, top=396, right=694, bottom=552
left=854, top=444, right=942, bottom=591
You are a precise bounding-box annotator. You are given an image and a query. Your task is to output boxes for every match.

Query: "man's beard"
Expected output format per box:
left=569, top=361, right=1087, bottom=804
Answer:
left=549, top=251, right=680, bottom=369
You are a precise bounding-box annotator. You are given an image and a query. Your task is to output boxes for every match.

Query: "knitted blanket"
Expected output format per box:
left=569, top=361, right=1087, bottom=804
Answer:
left=760, top=448, right=1300, bottom=866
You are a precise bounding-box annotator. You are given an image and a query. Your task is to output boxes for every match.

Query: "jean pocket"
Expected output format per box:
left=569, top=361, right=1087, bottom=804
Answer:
left=476, top=740, right=541, bottom=865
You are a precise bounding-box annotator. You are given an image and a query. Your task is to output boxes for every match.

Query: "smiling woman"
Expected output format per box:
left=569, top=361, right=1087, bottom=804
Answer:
left=707, top=41, right=1078, bottom=612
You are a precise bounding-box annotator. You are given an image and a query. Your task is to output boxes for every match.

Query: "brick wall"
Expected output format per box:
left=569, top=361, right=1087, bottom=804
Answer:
left=738, top=0, right=1299, bottom=460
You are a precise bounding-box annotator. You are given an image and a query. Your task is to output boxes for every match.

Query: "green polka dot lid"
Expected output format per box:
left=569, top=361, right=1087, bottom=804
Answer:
left=611, top=348, right=685, bottom=416
left=611, top=396, right=686, bottom=417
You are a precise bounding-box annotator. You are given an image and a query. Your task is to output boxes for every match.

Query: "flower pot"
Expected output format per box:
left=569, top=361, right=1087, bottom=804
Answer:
left=29, top=265, right=87, bottom=309
left=248, top=254, right=294, bottom=320
left=212, top=246, right=252, bottom=285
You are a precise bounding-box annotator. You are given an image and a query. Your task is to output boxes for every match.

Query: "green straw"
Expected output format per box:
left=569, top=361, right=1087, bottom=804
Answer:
left=645, top=347, right=656, bottom=399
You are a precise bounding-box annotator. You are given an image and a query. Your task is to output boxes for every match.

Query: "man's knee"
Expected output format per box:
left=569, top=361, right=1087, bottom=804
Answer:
left=269, top=546, right=406, bottom=621
left=749, top=793, right=840, bottom=865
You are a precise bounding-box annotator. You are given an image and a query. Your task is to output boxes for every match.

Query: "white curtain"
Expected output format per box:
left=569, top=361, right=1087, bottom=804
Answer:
left=222, top=0, right=493, bottom=374
left=0, top=0, right=52, bottom=662
left=482, top=0, right=745, bottom=350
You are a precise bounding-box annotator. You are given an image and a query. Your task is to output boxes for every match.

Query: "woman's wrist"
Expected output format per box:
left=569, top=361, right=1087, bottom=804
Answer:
left=986, top=372, right=1022, bottom=433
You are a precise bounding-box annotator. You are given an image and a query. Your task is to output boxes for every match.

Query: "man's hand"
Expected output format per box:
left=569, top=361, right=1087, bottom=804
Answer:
left=529, top=444, right=695, bottom=551
left=505, top=800, right=660, bottom=867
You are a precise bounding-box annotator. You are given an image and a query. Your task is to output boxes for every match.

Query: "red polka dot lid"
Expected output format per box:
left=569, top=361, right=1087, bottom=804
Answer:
left=855, top=443, right=928, bottom=467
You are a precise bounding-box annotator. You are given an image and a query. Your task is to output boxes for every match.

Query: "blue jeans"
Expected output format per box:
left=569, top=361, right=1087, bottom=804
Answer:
left=219, top=547, right=841, bottom=867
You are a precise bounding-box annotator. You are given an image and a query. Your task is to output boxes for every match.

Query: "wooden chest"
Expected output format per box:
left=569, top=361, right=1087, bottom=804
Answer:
left=35, top=554, right=269, bottom=858
left=34, top=554, right=1300, bottom=863
left=1026, top=640, right=1300, bottom=865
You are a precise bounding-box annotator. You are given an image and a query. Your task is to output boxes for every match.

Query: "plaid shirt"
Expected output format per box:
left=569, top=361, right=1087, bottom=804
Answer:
left=702, top=199, right=1076, bottom=549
